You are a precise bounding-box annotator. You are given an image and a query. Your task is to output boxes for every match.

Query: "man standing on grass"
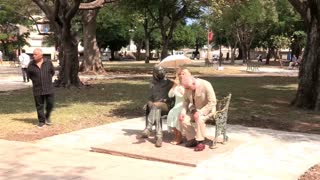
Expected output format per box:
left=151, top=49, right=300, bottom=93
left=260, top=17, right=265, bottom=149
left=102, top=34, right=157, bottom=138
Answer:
left=27, top=48, right=55, bottom=128
left=19, top=49, right=31, bottom=82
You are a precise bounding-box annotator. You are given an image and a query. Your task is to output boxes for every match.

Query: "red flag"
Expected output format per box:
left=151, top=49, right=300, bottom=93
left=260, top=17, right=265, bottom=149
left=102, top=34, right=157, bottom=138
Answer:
left=208, top=31, right=213, bottom=42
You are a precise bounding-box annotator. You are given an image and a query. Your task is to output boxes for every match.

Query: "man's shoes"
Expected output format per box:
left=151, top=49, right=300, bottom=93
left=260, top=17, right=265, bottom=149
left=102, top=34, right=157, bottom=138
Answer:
left=155, top=137, right=162, bottom=147
left=37, top=122, right=45, bottom=128
left=194, top=143, right=205, bottom=151
left=45, top=119, right=52, bottom=125
left=185, top=139, right=198, bottom=147
left=141, top=129, right=150, bottom=138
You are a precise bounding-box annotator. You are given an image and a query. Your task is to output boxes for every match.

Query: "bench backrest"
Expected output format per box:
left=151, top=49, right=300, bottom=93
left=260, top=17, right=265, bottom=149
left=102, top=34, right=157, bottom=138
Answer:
left=214, top=93, right=232, bottom=124
left=204, top=93, right=232, bottom=123
left=216, top=93, right=232, bottom=112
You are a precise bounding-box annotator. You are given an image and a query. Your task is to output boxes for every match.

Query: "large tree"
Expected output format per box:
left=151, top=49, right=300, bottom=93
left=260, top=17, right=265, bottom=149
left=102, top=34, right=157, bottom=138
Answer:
left=288, top=0, right=320, bottom=110
left=96, top=5, right=130, bottom=60
left=32, top=0, right=82, bottom=87
left=148, top=0, right=203, bottom=59
left=32, top=0, right=112, bottom=87
left=170, top=22, right=206, bottom=52
left=118, top=0, right=159, bottom=63
left=0, top=0, right=35, bottom=56
left=79, top=0, right=114, bottom=74
left=230, top=0, right=276, bottom=62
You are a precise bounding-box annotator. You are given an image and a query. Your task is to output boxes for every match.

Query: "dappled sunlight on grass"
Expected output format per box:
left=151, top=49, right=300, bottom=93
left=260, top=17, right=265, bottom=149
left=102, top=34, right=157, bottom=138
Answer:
left=260, top=104, right=279, bottom=109
left=261, top=84, right=298, bottom=91
left=237, top=97, right=255, bottom=102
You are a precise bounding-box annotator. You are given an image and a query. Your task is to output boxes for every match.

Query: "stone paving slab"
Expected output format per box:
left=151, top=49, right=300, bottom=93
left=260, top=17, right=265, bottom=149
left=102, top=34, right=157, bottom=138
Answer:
left=91, top=127, right=243, bottom=167
left=91, top=129, right=241, bottom=167
left=182, top=126, right=320, bottom=180
left=0, top=139, right=192, bottom=180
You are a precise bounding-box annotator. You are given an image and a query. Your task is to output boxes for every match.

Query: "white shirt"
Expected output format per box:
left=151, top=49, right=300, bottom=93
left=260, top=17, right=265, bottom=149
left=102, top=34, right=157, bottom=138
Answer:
left=0, top=51, right=2, bottom=59
left=19, top=53, right=31, bottom=68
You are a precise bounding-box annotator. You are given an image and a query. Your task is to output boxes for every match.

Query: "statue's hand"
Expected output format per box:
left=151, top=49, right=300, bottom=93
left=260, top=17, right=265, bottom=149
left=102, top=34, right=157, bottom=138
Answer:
left=143, top=104, right=148, bottom=110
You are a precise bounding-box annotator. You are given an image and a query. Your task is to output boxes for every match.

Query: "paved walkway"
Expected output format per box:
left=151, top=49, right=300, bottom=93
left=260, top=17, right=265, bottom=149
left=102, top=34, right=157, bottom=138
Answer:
left=2, top=63, right=318, bottom=180
left=0, top=61, right=298, bottom=91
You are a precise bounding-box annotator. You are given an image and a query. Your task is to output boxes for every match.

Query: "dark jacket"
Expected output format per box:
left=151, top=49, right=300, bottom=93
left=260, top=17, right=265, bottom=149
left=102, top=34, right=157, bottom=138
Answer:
left=149, top=78, right=174, bottom=106
left=27, top=59, right=55, bottom=96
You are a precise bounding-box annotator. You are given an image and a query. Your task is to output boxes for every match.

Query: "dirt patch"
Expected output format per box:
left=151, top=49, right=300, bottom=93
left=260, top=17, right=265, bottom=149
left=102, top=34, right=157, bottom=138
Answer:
left=299, top=164, right=320, bottom=180
left=3, top=127, right=62, bottom=141
left=2, top=116, right=122, bottom=142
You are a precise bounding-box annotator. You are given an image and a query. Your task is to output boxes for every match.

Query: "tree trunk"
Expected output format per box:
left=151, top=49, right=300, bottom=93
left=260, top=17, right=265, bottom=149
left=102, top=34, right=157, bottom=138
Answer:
left=143, top=16, right=150, bottom=63
left=240, top=43, right=248, bottom=63
left=231, top=47, right=236, bottom=64
left=144, top=35, right=150, bottom=63
left=136, top=43, right=142, bottom=61
left=56, top=25, right=81, bottom=87
left=161, top=39, right=169, bottom=60
left=265, top=48, right=272, bottom=65
left=32, top=0, right=82, bottom=87
left=274, top=49, right=283, bottom=67
left=292, top=18, right=320, bottom=110
left=80, top=9, right=106, bottom=74
left=110, top=49, right=115, bottom=60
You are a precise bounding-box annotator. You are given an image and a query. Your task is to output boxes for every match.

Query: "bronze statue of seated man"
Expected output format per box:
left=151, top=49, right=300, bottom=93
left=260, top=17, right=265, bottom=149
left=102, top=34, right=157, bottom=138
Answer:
left=141, top=66, right=174, bottom=147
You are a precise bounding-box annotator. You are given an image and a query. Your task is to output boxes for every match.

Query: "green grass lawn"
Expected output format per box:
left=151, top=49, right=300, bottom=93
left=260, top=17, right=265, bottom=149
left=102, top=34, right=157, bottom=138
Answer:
left=1, top=74, right=320, bottom=141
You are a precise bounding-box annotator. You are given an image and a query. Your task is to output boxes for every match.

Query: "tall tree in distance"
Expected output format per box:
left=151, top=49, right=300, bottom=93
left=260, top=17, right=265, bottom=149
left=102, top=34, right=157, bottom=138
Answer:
left=79, top=0, right=115, bottom=74
left=288, top=0, right=320, bottom=110
left=96, top=4, right=130, bottom=60
left=0, top=0, right=36, bottom=56
left=147, top=0, right=203, bottom=59
left=119, top=0, right=159, bottom=63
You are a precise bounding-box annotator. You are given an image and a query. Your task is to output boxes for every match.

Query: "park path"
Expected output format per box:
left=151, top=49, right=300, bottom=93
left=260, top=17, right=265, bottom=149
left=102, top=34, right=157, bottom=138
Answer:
left=0, top=61, right=298, bottom=91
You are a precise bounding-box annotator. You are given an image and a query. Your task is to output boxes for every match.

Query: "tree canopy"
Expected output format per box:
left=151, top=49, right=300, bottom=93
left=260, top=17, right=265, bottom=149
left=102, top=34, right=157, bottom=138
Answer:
left=96, top=4, right=130, bottom=59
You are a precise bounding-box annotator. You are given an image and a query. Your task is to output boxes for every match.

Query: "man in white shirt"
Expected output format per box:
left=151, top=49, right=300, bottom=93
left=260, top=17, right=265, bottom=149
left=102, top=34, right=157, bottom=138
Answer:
left=0, top=50, right=3, bottom=65
left=19, top=49, right=31, bottom=82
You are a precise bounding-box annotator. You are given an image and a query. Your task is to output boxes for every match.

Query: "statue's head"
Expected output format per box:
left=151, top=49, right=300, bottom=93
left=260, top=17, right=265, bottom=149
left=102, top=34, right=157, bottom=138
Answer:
left=153, top=66, right=166, bottom=81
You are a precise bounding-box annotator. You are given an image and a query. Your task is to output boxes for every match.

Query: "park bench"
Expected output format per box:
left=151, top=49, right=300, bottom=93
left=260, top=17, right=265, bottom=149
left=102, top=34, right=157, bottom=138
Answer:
left=143, top=94, right=232, bottom=150
left=246, top=61, right=260, bottom=72
left=205, top=59, right=217, bottom=67
left=203, top=93, right=232, bottom=149
left=9, top=60, right=20, bottom=68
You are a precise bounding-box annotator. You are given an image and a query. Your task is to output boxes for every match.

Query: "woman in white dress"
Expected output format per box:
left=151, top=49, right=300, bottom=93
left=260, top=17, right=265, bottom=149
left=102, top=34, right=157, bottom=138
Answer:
left=167, top=68, right=188, bottom=145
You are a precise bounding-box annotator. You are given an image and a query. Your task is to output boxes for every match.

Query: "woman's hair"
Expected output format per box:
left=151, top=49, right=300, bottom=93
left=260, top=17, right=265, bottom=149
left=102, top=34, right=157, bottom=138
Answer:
left=175, top=67, right=191, bottom=84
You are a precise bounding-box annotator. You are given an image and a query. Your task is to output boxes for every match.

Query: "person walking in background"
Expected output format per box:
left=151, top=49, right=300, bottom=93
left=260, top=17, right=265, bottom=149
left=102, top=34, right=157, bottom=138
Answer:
left=167, top=68, right=190, bottom=145
left=288, top=55, right=302, bottom=69
left=0, top=50, right=3, bottom=65
left=258, top=54, right=263, bottom=62
left=19, top=49, right=31, bottom=82
left=179, top=72, right=217, bottom=151
left=27, top=48, right=55, bottom=128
